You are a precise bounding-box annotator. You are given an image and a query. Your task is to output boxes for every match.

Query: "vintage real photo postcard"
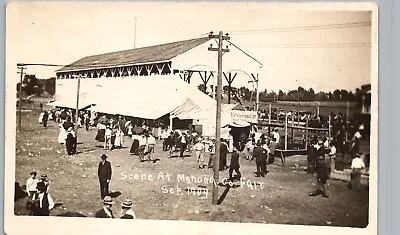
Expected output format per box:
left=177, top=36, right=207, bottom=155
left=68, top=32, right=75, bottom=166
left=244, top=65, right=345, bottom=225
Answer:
left=4, top=1, right=378, bottom=234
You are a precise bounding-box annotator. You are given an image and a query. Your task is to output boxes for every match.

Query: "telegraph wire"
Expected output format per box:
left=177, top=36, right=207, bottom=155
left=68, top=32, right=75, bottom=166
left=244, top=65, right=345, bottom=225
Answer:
left=229, top=21, right=371, bottom=35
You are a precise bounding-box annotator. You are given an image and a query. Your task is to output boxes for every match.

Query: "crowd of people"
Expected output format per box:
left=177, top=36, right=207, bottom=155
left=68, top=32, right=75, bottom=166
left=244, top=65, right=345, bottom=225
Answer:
left=30, top=105, right=369, bottom=217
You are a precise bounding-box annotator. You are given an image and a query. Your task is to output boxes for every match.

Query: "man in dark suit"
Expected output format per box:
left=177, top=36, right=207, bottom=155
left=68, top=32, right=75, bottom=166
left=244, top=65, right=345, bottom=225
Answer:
left=219, top=139, right=228, bottom=171
left=98, top=154, right=112, bottom=199
left=228, top=147, right=241, bottom=181
left=95, top=196, right=115, bottom=218
left=253, top=141, right=267, bottom=177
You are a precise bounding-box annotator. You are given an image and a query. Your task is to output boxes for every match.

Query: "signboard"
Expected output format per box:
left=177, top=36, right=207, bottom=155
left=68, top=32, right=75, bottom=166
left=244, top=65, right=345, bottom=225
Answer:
left=230, top=110, right=258, bottom=123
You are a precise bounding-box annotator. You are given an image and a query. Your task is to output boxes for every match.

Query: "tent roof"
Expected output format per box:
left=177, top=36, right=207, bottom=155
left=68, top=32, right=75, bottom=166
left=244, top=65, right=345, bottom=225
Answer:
left=66, top=75, right=217, bottom=119
left=57, top=37, right=211, bottom=72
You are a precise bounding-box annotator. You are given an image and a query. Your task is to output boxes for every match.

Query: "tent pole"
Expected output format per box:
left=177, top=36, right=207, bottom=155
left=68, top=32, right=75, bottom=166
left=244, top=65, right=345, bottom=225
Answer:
left=169, top=114, right=173, bottom=133
left=75, top=75, right=81, bottom=144
left=328, top=115, right=331, bottom=143
left=268, top=103, right=271, bottom=125
left=305, top=116, right=309, bottom=150
left=285, top=114, right=288, bottom=151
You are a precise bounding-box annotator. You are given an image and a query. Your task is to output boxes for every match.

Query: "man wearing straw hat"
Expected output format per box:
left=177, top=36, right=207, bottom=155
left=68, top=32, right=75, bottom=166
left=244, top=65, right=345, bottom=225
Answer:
left=120, top=199, right=137, bottom=219
left=95, top=196, right=115, bottom=218
left=98, top=154, right=112, bottom=199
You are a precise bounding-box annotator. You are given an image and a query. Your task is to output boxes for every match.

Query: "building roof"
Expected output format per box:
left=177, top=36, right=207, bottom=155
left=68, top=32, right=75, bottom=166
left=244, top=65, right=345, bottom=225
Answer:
left=57, top=37, right=211, bottom=72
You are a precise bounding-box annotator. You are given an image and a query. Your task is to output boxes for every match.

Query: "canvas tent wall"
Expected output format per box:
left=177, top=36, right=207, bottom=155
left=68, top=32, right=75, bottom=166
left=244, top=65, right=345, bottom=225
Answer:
left=52, top=74, right=215, bottom=120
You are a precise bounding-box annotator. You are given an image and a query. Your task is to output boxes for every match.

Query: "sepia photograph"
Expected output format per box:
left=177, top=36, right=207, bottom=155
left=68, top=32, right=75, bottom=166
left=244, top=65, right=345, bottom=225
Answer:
left=5, top=1, right=378, bottom=234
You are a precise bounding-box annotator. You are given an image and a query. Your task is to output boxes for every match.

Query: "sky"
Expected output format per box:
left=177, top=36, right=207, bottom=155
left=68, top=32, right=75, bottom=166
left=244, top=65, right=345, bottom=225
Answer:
left=6, top=2, right=374, bottom=93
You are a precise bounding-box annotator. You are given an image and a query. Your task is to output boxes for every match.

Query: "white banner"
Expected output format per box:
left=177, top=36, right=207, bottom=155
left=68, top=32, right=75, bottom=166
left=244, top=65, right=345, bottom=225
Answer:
left=230, top=110, right=258, bottom=123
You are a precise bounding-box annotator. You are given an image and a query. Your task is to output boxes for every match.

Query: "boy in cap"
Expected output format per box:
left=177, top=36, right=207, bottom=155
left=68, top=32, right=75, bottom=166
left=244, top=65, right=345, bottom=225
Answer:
left=26, top=171, right=39, bottom=199
left=95, top=196, right=115, bottom=218
left=309, top=154, right=329, bottom=198
left=98, top=154, right=112, bottom=199
left=120, top=199, right=136, bottom=219
left=350, top=153, right=365, bottom=191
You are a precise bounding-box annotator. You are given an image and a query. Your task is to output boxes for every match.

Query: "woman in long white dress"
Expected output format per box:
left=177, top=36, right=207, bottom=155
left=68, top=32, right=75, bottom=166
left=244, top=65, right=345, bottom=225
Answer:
left=114, top=127, right=123, bottom=148
left=58, top=122, right=67, bottom=144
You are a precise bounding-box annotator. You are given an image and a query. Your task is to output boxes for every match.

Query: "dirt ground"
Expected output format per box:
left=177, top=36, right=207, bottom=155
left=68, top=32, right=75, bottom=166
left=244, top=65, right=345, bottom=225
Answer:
left=13, top=105, right=369, bottom=227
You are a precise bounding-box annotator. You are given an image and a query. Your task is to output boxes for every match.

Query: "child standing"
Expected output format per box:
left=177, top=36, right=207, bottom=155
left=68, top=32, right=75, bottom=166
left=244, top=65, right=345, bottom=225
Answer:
left=104, top=125, right=113, bottom=150
left=309, top=155, right=329, bottom=198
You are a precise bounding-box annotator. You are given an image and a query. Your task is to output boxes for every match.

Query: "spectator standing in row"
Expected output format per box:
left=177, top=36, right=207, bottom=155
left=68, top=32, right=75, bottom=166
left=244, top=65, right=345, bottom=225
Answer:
left=95, top=196, right=115, bottom=218
left=32, top=182, right=55, bottom=216
left=26, top=171, right=39, bottom=199
left=120, top=199, right=136, bottom=219
left=39, top=174, right=50, bottom=192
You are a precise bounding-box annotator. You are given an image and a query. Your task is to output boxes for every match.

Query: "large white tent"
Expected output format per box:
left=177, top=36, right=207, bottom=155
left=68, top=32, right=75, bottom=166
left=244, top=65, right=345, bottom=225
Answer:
left=49, top=74, right=216, bottom=120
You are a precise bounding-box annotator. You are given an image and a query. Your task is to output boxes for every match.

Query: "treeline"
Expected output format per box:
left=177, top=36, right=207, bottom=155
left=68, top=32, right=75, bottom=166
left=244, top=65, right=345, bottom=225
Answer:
left=16, top=74, right=56, bottom=97
left=197, top=84, right=371, bottom=105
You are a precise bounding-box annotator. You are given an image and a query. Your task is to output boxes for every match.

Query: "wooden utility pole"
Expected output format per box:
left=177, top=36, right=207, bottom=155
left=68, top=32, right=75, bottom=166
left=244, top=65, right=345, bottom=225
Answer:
left=345, top=100, right=349, bottom=141
left=75, top=75, right=81, bottom=143
left=268, top=103, right=272, bottom=124
left=305, top=116, right=309, bottom=150
left=208, top=31, right=230, bottom=205
left=17, top=66, right=26, bottom=130
left=285, top=114, right=288, bottom=151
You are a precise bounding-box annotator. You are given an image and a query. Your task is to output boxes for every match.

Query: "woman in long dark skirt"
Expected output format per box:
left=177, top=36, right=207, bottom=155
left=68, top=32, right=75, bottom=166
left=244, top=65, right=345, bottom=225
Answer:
left=130, top=132, right=140, bottom=155
left=95, top=122, right=106, bottom=142
left=65, top=127, right=77, bottom=155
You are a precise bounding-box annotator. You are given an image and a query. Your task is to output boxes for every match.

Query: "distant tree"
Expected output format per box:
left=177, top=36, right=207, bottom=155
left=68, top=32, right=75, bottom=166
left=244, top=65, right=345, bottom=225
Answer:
left=307, top=88, right=315, bottom=101
left=44, top=77, right=56, bottom=95
left=278, top=90, right=286, bottom=101
left=333, top=89, right=341, bottom=101
left=315, top=92, right=328, bottom=101
left=22, top=74, right=41, bottom=96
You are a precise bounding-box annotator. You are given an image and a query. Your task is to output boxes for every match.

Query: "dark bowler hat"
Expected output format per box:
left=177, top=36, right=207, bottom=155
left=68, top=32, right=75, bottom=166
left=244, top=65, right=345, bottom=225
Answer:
left=101, top=154, right=108, bottom=159
left=121, top=199, right=133, bottom=208
left=40, top=174, right=47, bottom=179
